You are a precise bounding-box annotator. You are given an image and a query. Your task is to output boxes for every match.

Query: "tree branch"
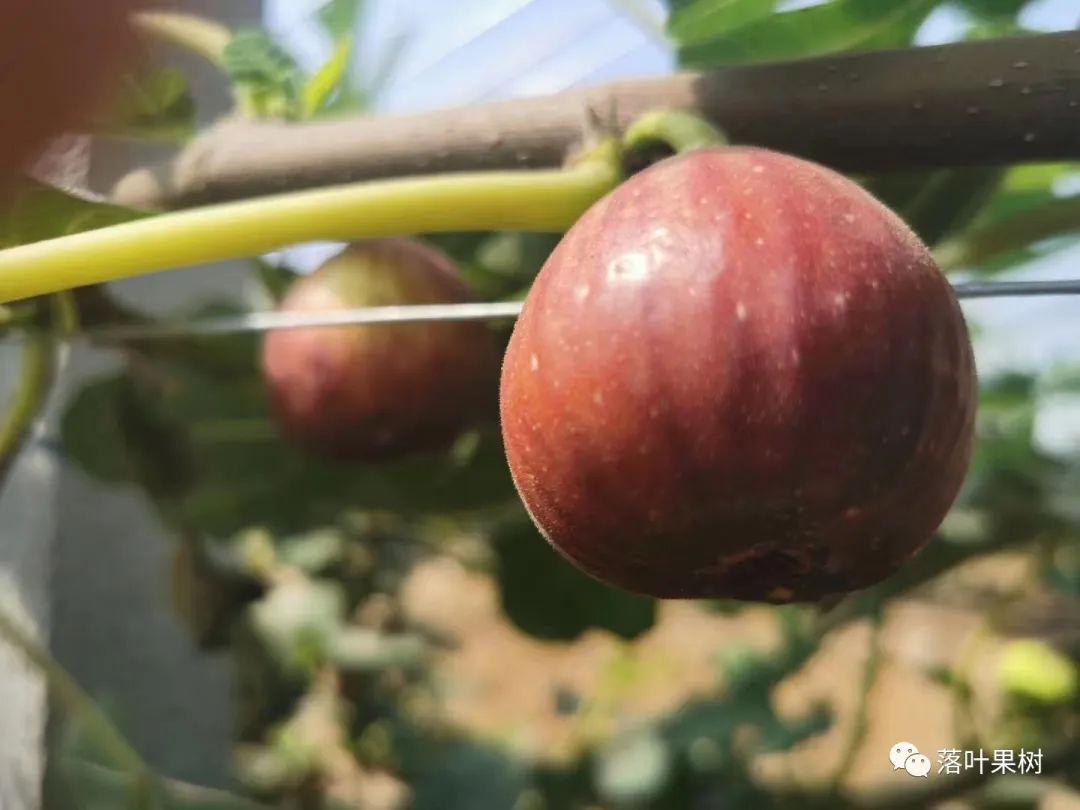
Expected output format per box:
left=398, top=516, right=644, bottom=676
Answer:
left=113, top=32, right=1080, bottom=211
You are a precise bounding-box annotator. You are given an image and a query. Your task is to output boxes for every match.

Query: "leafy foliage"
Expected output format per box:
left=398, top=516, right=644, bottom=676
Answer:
left=96, top=67, right=197, bottom=143
left=0, top=181, right=144, bottom=248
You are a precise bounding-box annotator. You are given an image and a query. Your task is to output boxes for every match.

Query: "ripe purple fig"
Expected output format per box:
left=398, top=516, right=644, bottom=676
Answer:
left=500, top=147, right=977, bottom=602
left=263, top=239, right=499, bottom=460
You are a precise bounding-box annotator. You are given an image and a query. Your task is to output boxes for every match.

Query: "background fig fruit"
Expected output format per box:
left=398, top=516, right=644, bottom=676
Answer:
left=500, top=147, right=977, bottom=602
left=263, top=239, right=500, bottom=461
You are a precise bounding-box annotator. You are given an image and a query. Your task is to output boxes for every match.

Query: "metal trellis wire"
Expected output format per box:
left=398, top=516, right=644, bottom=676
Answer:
left=77, top=279, right=1080, bottom=343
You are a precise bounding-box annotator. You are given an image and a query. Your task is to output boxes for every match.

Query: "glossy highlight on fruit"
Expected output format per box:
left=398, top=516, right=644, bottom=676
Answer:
left=263, top=239, right=500, bottom=461
left=0, top=1, right=141, bottom=186
left=500, top=147, right=977, bottom=602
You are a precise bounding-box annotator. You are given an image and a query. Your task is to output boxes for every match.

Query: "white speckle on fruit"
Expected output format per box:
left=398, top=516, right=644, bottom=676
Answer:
left=842, top=213, right=856, bottom=224
left=648, top=406, right=660, bottom=419
left=593, top=390, right=604, bottom=405
left=752, top=164, right=765, bottom=173
left=736, top=302, right=748, bottom=321
left=607, top=251, right=650, bottom=283
left=833, top=292, right=848, bottom=309
left=575, top=283, right=590, bottom=302
left=790, top=348, right=800, bottom=365
left=755, top=237, right=765, bottom=247
left=530, top=353, right=539, bottom=372
left=743, top=211, right=753, bottom=221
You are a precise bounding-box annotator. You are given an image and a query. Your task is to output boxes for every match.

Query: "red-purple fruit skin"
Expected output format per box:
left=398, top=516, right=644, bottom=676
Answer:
left=500, top=147, right=977, bottom=603
left=263, top=239, right=499, bottom=461
left=0, top=1, right=142, bottom=188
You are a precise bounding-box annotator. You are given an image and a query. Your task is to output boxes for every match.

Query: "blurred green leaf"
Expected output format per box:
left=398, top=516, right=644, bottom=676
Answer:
left=393, top=733, right=529, bottom=810
left=492, top=516, right=657, bottom=642
left=672, top=0, right=937, bottom=69
left=329, top=627, right=429, bottom=672
left=302, top=35, right=355, bottom=118
left=0, top=181, right=144, bottom=249
left=224, top=30, right=305, bottom=119
left=865, top=167, right=1004, bottom=248
left=930, top=163, right=1080, bottom=273
left=317, top=0, right=364, bottom=40
left=60, top=373, right=195, bottom=498
left=998, top=639, right=1079, bottom=705
left=593, top=727, right=673, bottom=806
left=55, top=758, right=266, bottom=810
left=314, top=0, right=372, bottom=114
left=250, top=578, right=346, bottom=675
left=666, top=0, right=777, bottom=48
left=956, top=0, right=1031, bottom=18
left=97, top=68, right=197, bottom=144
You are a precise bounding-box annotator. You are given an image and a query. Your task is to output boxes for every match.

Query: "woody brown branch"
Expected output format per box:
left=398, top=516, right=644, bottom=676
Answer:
left=113, top=31, right=1080, bottom=211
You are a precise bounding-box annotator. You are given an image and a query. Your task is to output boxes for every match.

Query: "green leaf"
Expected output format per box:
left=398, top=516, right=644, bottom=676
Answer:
left=675, top=0, right=938, bottom=69
left=302, top=35, right=355, bottom=118
left=593, top=728, right=673, bottom=806
left=998, top=639, right=1078, bottom=705
left=491, top=515, right=657, bottom=642
left=866, top=167, right=1005, bottom=248
left=62, top=319, right=518, bottom=539
left=249, top=578, right=347, bottom=675
left=392, top=733, right=530, bottom=810
left=0, top=181, right=144, bottom=249
left=97, top=68, right=197, bottom=144
left=317, top=0, right=364, bottom=40
left=956, top=0, right=1031, bottom=18
left=666, top=0, right=778, bottom=47
left=60, top=373, right=195, bottom=498
left=224, top=30, right=305, bottom=119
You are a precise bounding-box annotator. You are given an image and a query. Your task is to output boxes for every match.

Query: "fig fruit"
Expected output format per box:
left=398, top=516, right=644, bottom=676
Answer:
left=0, top=1, right=141, bottom=184
left=263, top=239, right=499, bottom=461
left=500, top=147, right=976, bottom=602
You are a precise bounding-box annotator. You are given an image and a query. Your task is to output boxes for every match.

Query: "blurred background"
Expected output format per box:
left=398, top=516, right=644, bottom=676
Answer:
left=0, top=1, right=1075, bottom=809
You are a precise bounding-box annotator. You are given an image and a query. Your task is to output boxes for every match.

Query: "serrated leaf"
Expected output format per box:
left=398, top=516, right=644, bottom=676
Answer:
left=224, top=30, right=305, bottom=120
left=492, top=516, right=657, bottom=642
left=675, top=0, right=938, bottom=69
left=0, top=181, right=144, bottom=249
left=97, top=68, right=197, bottom=144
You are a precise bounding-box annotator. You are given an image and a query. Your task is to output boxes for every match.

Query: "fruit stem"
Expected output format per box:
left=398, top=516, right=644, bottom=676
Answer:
left=0, top=144, right=622, bottom=304
left=623, top=109, right=728, bottom=155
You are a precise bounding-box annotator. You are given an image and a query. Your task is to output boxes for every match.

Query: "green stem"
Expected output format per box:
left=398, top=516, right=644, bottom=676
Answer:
left=0, top=148, right=622, bottom=304
left=0, top=604, right=151, bottom=788
left=828, top=610, right=884, bottom=794
left=133, top=11, right=233, bottom=68
left=623, top=109, right=728, bottom=155
left=0, top=295, right=73, bottom=483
